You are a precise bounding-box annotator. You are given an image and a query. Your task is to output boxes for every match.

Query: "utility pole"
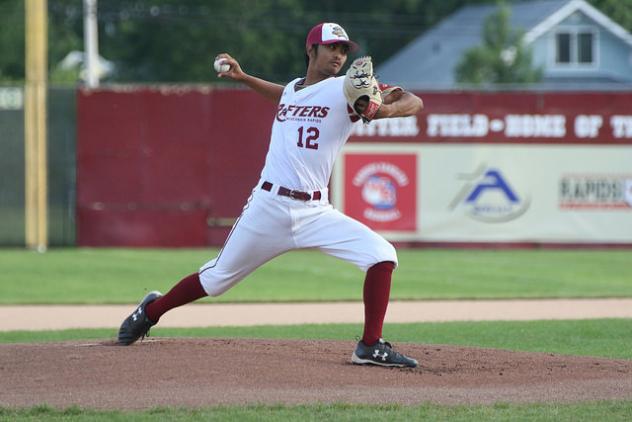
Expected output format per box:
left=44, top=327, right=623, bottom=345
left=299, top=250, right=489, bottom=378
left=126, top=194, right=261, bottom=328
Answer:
left=83, top=0, right=100, bottom=88
left=24, top=0, right=48, bottom=252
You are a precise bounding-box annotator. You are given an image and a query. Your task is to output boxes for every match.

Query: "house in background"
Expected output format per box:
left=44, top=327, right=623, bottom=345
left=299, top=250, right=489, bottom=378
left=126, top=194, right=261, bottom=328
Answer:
left=377, top=0, right=632, bottom=89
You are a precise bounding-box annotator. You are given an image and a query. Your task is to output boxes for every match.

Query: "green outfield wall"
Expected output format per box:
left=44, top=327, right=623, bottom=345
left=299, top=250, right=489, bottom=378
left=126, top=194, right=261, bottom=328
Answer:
left=0, top=86, right=76, bottom=246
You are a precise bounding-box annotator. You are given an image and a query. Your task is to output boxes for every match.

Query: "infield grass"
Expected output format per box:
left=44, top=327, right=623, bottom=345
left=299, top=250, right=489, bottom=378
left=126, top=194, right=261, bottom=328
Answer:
left=2, top=401, right=632, bottom=421
left=1, top=248, right=631, bottom=304
left=2, top=319, right=632, bottom=360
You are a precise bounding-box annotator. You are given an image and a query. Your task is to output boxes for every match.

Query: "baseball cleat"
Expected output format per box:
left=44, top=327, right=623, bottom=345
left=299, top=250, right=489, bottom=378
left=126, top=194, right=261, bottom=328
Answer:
left=117, top=291, right=162, bottom=345
left=351, top=338, right=418, bottom=368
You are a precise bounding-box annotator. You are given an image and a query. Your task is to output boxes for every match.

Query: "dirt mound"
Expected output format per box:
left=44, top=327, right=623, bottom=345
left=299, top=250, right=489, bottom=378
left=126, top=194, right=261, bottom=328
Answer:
left=1, top=338, right=631, bottom=409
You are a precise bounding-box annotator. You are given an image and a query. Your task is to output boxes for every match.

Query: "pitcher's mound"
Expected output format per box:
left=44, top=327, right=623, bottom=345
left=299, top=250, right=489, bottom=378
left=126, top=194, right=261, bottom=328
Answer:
left=1, top=338, right=631, bottom=409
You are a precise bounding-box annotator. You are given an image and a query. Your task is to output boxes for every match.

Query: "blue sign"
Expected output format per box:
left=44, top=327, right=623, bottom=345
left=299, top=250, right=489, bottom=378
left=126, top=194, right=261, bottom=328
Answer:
left=451, top=167, right=530, bottom=223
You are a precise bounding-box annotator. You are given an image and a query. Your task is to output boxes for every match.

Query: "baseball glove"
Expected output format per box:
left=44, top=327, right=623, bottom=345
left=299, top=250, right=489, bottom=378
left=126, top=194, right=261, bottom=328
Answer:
left=343, top=56, right=382, bottom=122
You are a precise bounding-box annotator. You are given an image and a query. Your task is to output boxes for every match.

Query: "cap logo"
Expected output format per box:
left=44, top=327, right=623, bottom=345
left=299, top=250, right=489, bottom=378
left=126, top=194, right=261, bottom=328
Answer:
left=331, top=25, right=346, bottom=39
left=322, top=23, right=349, bottom=42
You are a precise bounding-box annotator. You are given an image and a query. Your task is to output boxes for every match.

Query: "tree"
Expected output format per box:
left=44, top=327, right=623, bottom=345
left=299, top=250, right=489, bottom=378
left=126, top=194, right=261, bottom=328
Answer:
left=0, top=0, right=628, bottom=84
left=0, top=0, right=84, bottom=84
left=0, top=0, right=25, bottom=82
left=589, top=0, right=632, bottom=33
left=46, top=0, right=492, bottom=84
left=455, top=1, right=542, bottom=85
left=48, top=0, right=84, bottom=84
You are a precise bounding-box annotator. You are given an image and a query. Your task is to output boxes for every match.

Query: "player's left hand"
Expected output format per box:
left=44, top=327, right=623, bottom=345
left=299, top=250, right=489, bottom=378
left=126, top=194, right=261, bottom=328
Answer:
left=343, top=56, right=382, bottom=123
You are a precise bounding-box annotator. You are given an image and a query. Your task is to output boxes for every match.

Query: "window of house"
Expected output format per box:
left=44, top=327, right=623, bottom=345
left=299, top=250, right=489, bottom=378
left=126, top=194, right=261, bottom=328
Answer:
left=556, top=33, right=571, bottom=63
left=554, top=29, right=595, bottom=66
left=578, top=32, right=593, bottom=63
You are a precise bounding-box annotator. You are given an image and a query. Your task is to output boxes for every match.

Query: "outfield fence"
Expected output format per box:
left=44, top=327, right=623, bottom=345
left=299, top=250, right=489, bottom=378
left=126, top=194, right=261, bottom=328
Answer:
left=0, top=86, right=75, bottom=246
left=1, top=86, right=631, bottom=247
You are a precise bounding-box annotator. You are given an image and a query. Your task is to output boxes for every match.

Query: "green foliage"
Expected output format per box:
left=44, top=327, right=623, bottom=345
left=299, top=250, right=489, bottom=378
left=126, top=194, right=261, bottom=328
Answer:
left=0, top=0, right=84, bottom=83
left=1, top=0, right=630, bottom=84
left=589, top=0, right=632, bottom=33
left=48, top=66, right=81, bottom=84
left=48, top=0, right=84, bottom=84
left=455, top=1, right=542, bottom=85
left=98, top=0, right=309, bottom=82
left=0, top=0, right=491, bottom=84
left=0, top=0, right=24, bottom=82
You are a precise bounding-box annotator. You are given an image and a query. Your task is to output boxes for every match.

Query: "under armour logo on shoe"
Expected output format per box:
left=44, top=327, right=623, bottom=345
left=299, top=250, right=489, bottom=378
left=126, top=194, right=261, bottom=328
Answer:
left=131, top=307, right=142, bottom=322
left=373, top=350, right=388, bottom=361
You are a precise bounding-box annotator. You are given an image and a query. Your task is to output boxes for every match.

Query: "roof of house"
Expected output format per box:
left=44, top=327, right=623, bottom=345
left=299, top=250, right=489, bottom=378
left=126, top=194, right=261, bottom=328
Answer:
left=376, top=0, right=632, bottom=90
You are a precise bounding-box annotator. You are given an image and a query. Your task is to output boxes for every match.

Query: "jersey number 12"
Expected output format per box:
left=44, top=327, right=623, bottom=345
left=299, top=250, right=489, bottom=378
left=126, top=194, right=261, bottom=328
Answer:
left=297, top=126, right=319, bottom=150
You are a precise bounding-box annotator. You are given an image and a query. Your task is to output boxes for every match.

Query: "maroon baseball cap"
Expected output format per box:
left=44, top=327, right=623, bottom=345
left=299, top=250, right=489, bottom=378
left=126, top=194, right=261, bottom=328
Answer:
left=305, top=23, right=359, bottom=53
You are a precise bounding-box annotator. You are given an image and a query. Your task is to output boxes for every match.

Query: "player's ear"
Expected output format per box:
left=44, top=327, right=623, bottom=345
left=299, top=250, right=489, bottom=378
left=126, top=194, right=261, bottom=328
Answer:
left=308, top=44, right=319, bottom=59
left=306, top=45, right=316, bottom=68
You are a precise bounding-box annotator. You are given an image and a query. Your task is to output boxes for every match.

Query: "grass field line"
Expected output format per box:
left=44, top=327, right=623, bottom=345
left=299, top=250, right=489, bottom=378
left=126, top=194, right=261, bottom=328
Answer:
left=2, top=298, right=632, bottom=331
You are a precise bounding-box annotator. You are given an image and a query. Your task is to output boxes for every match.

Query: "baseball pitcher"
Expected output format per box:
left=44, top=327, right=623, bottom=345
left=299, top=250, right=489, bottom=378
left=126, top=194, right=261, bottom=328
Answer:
left=118, top=22, right=423, bottom=368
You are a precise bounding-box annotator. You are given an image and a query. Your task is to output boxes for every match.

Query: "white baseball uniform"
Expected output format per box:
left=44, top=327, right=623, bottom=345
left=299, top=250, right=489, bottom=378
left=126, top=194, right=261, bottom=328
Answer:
left=199, top=76, right=397, bottom=296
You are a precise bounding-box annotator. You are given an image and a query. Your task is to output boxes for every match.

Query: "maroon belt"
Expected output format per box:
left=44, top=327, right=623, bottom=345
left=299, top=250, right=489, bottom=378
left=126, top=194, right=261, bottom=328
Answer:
left=261, top=181, right=322, bottom=201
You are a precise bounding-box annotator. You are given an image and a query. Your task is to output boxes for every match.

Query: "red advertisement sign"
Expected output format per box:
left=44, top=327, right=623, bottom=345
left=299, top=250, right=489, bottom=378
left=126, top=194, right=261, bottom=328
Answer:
left=344, top=154, right=417, bottom=231
left=349, top=92, right=632, bottom=145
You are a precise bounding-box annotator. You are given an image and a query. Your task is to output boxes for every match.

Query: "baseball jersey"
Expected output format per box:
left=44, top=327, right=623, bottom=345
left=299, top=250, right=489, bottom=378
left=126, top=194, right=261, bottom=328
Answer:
left=259, top=76, right=357, bottom=191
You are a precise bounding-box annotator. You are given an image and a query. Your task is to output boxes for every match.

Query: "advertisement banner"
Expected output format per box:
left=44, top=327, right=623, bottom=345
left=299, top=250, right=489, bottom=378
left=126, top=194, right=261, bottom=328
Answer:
left=342, top=153, right=417, bottom=232
left=349, top=92, right=632, bottom=145
left=418, top=145, right=632, bottom=243
left=336, top=144, right=632, bottom=244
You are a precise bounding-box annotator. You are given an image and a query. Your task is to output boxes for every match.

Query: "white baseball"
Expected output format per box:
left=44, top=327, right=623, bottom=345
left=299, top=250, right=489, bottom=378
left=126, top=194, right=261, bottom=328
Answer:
left=214, top=58, right=230, bottom=73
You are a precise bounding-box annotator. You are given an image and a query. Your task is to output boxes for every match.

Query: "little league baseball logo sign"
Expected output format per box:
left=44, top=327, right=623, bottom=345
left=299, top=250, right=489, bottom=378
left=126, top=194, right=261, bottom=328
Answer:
left=344, top=154, right=417, bottom=231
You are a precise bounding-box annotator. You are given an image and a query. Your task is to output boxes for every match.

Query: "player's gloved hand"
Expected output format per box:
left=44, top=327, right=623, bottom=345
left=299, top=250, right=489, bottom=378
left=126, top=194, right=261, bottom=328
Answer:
left=343, top=56, right=382, bottom=123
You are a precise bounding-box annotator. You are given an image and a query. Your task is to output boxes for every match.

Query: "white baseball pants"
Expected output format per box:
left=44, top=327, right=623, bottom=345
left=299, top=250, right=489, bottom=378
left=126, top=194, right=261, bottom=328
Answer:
left=198, top=183, right=397, bottom=297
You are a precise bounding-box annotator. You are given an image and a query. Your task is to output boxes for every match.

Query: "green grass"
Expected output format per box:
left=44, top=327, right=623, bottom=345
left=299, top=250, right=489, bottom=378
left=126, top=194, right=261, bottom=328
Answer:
left=2, top=248, right=631, bottom=419
left=2, top=319, right=632, bottom=360
left=2, top=401, right=632, bottom=421
left=1, top=248, right=631, bottom=304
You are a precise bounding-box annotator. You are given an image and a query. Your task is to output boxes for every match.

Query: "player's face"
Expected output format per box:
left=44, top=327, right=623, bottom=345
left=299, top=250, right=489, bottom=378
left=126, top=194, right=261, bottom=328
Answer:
left=313, top=43, right=349, bottom=76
